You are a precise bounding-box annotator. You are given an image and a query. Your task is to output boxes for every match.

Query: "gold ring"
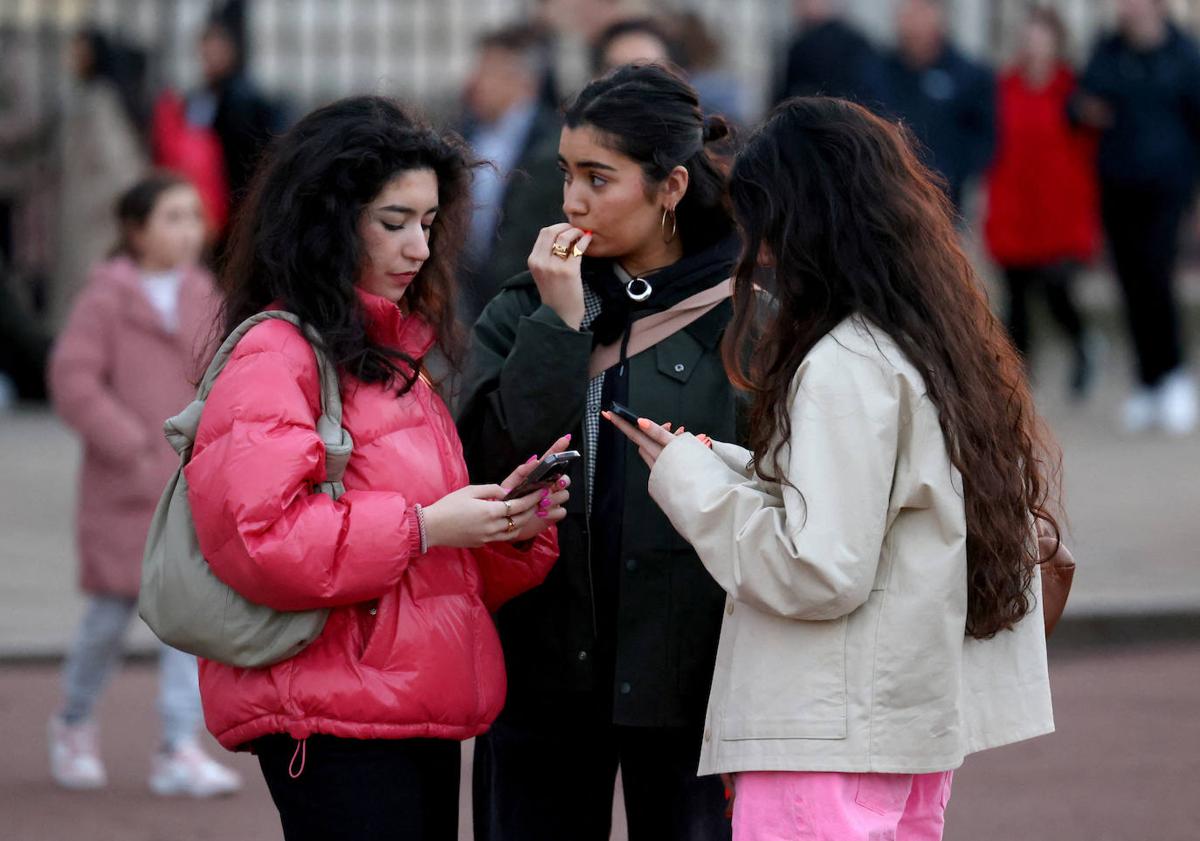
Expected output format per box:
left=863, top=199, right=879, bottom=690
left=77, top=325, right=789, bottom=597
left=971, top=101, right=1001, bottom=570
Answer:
left=571, top=245, right=585, bottom=258
left=505, top=517, right=516, bottom=533
left=550, top=242, right=570, bottom=259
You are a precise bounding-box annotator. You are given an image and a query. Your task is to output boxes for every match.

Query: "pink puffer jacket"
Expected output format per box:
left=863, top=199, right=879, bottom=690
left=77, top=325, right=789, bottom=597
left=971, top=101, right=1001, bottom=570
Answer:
left=49, top=256, right=219, bottom=598
left=187, top=289, right=558, bottom=750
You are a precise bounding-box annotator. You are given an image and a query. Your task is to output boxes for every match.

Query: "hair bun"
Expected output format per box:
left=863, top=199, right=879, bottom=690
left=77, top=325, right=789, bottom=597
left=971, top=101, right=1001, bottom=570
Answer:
left=702, top=114, right=731, bottom=144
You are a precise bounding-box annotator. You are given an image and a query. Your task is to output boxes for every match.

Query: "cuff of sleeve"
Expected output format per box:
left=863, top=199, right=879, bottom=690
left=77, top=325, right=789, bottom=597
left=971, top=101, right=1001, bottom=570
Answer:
left=710, top=441, right=755, bottom=476
left=403, top=507, right=424, bottom=557
left=520, top=305, right=595, bottom=353
left=525, top=303, right=586, bottom=333
left=648, top=434, right=712, bottom=509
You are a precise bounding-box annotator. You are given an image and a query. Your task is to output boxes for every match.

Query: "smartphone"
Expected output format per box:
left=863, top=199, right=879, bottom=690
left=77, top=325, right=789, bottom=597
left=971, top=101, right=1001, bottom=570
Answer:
left=606, top=401, right=640, bottom=425
left=503, top=450, right=581, bottom=500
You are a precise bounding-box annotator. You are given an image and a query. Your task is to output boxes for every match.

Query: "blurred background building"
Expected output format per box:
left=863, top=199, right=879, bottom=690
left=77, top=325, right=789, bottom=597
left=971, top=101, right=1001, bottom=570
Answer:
left=5, top=0, right=1200, bottom=126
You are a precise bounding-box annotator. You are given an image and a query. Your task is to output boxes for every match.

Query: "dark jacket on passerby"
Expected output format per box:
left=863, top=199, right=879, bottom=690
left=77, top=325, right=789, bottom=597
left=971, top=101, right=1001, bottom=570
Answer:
left=1072, top=24, right=1200, bottom=191
left=207, top=74, right=286, bottom=201
left=774, top=18, right=876, bottom=105
left=0, top=270, right=50, bottom=400
left=456, top=239, right=742, bottom=728
left=461, top=106, right=564, bottom=325
left=864, top=43, right=996, bottom=209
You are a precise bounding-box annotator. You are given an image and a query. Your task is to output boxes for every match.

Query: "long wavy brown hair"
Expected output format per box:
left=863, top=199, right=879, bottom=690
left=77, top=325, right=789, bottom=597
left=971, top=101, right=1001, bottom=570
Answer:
left=217, top=96, right=471, bottom=393
left=721, top=98, right=1061, bottom=639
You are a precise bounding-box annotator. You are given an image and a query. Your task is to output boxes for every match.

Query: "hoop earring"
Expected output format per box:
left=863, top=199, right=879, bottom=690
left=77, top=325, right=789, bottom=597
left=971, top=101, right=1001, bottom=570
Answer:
left=661, top=207, right=677, bottom=243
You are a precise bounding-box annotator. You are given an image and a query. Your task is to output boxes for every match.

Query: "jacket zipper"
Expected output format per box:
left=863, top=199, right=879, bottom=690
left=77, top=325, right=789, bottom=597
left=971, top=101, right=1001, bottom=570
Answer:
left=582, top=431, right=598, bottom=638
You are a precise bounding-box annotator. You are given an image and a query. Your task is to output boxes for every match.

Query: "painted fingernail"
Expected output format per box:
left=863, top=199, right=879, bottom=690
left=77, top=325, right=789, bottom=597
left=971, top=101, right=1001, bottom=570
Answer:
left=527, top=455, right=538, bottom=463
left=637, top=418, right=652, bottom=429
left=537, top=510, right=547, bottom=519
left=564, top=433, right=572, bottom=443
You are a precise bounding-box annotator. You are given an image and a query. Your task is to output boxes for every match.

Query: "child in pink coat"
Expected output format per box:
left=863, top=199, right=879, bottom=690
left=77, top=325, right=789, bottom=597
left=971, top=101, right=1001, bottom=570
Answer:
left=47, top=172, right=241, bottom=797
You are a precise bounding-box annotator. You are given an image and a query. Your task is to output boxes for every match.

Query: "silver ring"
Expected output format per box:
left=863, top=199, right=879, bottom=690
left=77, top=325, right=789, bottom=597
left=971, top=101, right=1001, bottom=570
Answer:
left=626, top=277, right=652, bottom=302
left=503, top=500, right=512, bottom=516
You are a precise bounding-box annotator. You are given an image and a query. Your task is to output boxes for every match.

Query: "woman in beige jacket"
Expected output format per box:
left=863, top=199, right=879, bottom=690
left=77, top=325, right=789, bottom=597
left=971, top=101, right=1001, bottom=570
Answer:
left=605, top=98, right=1058, bottom=840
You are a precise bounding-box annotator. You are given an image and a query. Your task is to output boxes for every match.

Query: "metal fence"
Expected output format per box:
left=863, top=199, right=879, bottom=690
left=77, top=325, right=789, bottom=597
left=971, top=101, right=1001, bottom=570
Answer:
left=7, top=0, right=1200, bottom=129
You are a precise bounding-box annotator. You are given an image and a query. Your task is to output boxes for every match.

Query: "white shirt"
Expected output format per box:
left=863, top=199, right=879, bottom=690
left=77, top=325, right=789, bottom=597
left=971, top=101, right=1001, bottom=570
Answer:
left=140, top=269, right=184, bottom=333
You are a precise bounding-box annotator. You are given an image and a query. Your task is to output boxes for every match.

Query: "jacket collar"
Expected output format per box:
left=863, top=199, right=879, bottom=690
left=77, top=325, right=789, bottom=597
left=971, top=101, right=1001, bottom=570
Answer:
left=355, top=287, right=437, bottom=361
left=102, top=256, right=211, bottom=340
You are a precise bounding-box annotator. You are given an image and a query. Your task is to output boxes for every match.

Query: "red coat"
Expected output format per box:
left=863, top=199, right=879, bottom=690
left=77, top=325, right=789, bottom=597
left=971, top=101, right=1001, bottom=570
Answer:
left=49, top=257, right=220, bottom=597
left=186, top=289, right=558, bottom=750
left=984, top=66, right=1100, bottom=267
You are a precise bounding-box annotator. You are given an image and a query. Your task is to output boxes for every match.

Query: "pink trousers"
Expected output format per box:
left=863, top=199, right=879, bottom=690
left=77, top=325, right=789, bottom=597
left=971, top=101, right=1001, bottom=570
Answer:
left=732, top=770, right=954, bottom=841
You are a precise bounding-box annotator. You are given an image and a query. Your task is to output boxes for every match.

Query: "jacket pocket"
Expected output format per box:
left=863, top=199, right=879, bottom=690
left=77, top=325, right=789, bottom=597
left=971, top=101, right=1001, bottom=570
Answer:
left=854, top=773, right=912, bottom=816
left=357, top=589, right=399, bottom=670
left=719, top=613, right=848, bottom=741
left=656, top=336, right=704, bottom=384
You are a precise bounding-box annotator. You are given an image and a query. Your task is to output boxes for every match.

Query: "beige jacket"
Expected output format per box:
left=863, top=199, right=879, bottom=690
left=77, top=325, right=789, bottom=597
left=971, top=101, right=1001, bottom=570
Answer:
left=648, top=317, right=1053, bottom=775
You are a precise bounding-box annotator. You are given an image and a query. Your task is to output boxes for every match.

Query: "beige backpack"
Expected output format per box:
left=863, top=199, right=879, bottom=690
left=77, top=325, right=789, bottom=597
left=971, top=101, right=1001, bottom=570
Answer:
left=138, top=312, right=351, bottom=668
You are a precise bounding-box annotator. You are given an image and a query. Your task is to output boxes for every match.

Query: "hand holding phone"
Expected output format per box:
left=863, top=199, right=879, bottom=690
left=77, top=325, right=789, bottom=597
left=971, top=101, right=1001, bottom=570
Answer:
left=503, top=450, right=581, bottom=501
left=601, top=408, right=689, bottom=471
left=606, top=401, right=640, bottom=425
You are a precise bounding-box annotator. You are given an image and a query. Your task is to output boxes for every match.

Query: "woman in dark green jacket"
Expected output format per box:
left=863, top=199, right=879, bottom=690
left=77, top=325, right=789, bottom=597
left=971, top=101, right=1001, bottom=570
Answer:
left=457, top=64, right=742, bottom=841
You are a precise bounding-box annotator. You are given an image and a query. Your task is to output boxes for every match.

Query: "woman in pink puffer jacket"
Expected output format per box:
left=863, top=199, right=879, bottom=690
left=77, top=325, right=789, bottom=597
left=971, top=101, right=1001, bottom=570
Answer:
left=186, top=96, right=568, bottom=841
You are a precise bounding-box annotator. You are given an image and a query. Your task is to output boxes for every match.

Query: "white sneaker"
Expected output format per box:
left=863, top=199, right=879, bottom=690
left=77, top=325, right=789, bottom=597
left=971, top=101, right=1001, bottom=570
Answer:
left=48, top=716, right=107, bottom=790
left=1122, top=388, right=1159, bottom=433
left=1159, top=370, right=1198, bottom=436
left=148, top=738, right=242, bottom=798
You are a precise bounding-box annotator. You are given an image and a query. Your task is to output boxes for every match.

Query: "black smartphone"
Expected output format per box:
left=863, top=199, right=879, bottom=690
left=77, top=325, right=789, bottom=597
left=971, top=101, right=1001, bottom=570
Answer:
left=606, top=401, right=640, bottom=425
left=503, top=450, right=581, bottom=500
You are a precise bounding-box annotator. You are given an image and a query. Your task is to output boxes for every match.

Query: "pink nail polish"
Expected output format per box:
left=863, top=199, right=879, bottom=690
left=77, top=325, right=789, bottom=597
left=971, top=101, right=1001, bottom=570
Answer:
left=527, top=455, right=538, bottom=464
left=565, top=434, right=572, bottom=443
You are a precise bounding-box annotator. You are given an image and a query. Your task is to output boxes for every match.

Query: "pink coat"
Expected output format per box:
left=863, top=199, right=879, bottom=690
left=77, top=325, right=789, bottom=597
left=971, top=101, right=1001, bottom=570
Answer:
left=48, top=256, right=220, bottom=597
left=185, top=289, right=559, bottom=750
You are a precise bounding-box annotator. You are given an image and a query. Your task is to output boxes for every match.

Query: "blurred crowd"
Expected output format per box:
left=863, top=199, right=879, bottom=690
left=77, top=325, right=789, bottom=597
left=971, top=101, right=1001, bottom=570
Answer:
left=1, top=0, right=1199, bottom=438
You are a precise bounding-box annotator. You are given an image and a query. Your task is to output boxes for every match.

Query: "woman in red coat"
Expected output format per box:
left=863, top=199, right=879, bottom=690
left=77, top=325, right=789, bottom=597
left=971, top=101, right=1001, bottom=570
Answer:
left=185, top=96, right=568, bottom=840
left=984, top=7, right=1100, bottom=398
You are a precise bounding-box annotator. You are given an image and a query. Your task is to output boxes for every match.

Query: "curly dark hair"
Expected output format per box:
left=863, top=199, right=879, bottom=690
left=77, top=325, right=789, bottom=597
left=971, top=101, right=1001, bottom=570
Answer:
left=722, top=97, right=1062, bottom=639
left=217, top=95, right=474, bottom=393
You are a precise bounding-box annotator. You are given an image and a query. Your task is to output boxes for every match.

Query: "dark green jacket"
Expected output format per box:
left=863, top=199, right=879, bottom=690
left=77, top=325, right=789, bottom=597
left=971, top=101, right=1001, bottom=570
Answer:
left=456, top=272, right=741, bottom=727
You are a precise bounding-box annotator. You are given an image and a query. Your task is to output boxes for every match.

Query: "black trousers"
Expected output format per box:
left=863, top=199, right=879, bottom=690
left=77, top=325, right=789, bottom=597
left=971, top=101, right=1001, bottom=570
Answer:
left=256, top=734, right=460, bottom=841
left=1100, top=183, right=1190, bottom=387
left=472, top=708, right=731, bottom=841
left=1002, top=262, right=1085, bottom=361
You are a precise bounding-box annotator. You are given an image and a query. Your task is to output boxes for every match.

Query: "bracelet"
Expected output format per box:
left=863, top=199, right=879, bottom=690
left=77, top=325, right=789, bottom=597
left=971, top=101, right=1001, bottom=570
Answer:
left=413, top=503, right=429, bottom=555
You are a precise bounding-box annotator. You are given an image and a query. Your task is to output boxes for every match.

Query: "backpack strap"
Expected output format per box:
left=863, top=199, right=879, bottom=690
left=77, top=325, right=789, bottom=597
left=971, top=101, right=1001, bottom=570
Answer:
left=163, top=311, right=353, bottom=499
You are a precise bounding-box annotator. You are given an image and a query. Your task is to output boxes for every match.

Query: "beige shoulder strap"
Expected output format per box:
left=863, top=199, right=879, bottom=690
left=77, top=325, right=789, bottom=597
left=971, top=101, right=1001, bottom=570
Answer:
left=587, top=279, right=733, bottom=379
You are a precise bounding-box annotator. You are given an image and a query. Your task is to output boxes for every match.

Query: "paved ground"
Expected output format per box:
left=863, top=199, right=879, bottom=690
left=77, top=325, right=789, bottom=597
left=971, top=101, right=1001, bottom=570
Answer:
left=2, top=642, right=1197, bottom=840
